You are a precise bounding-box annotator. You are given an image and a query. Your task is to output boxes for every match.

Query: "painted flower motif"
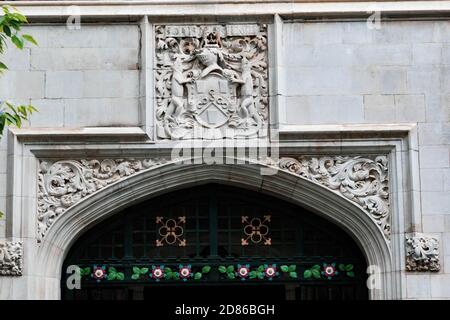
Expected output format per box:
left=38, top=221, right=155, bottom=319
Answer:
left=322, top=263, right=338, bottom=280
left=264, top=264, right=278, bottom=280
left=92, top=265, right=107, bottom=282
left=151, top=265, right=165, bottom=281
left=179, top=265, right=192, bottom=281
left=237, top=264, right=250, bottom=280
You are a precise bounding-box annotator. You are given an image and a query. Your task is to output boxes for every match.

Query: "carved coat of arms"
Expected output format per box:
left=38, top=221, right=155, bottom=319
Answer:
left=155, top=24, right=268, bottom=139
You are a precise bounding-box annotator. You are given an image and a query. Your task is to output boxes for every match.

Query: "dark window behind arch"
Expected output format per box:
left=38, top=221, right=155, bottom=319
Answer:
left=62, top=184, right=368, bottom=300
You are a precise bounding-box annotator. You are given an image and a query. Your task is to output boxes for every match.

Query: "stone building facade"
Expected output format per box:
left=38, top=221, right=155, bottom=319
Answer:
left=0, top=0, right=449, bottom=299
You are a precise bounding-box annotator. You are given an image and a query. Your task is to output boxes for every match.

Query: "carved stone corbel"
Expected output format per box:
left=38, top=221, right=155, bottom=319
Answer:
left=0, top=241, right=23, bottom=276
left=405, top=233, right=440, bottom=272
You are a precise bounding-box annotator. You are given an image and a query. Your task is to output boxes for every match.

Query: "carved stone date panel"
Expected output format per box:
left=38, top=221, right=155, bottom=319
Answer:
left=155, top=24, right=269, bottom=139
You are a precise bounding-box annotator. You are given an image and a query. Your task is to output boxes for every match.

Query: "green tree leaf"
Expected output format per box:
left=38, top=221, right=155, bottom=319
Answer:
left=3, top=25, right=11, bottom=37
left=11, top=35, right=24, bottom=49
left=22, top=34, right=37, bottom=46
left=304, top=270, right=312, bottom=279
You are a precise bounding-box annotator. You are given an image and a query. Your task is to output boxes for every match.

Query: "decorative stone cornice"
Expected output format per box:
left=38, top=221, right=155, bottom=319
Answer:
left=37, top=158, right=167, bottom=242
left=405, top=233, right=440, bottom=272
left=269, top=155, right=390, bottom=240
left=0, top=241, right=23, bottom=276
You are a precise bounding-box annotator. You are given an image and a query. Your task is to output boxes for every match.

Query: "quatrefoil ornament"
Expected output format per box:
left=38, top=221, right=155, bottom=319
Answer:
left=241, top=215, right=272, bottom=246
left=156, top=216, right=186, bottom=247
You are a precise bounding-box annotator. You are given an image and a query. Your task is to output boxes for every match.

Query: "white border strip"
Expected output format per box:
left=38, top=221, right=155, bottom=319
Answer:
left=3, top=1, right=450, bottom=17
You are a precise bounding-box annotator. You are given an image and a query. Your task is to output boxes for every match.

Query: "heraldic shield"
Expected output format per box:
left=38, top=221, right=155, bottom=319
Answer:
left=186, top=72, right=238, bottom=129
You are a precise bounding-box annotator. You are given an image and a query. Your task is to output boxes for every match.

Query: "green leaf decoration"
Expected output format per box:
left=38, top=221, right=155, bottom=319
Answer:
left=194, top=272, right=202, bottom=280
left=347, top=271, right=355, bottom=278
left=165, top=272, right=173, bottom=280
left=81, top=267, right=91, bottom=276
left=202, top=266, right=211, bottom=274
left=257, top=265, right=265, bottom=272
left=218, top=266, right=227, bottom=274
left=107, top=273, right=116, bottom=281
left=116, top=273, right=125, bottom=281
left=140, top=267, right=149, bottom=274
left=288, top=265, right=296, bottom=272
left=133, top=267, right=140, bottom=274
left=109, top=267, right=117, bottom=273
left=311, top=269, right=321, bottom=279
left=280, top=265, right=289, bottom=273
left=226, top=265, right=235, bottom=273
left=338, top=264, right=346, bottom=272
left=346, top=264, right=354, bottom=272
left=164, top=267, right=172, bottom=274
left=312, top=264, right=321, bottom=271
left=173, top=272, right=180, bottom=280
left=227, top=272, right=235, bottom=280
left=289, top=272, right=298, bottom=279
left=257, top=272, right=265, bottom=279
left=131, top=274, right=140, bottom=280
left=304, top=270, right=312, bottom=279
left=249, top=271, right=257, bottom=279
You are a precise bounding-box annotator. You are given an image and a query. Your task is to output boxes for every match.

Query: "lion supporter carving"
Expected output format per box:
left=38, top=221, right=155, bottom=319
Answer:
left=155, top=24, right=269, bottom=139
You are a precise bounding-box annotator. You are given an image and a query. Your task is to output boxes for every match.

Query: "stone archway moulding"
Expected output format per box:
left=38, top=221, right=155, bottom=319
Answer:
left=34, top=156, right=395, bottom=299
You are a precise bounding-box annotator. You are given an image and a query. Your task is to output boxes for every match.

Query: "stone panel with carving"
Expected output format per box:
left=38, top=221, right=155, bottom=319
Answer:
left=155, top=24, right=268, bottom=139
left=37, top=158, right=166, bottom=242
left=405, top=233, right=440, bottom=272
left=268, top=155, right=390, bottom=240
left=0, top=241, right=23, bottom=276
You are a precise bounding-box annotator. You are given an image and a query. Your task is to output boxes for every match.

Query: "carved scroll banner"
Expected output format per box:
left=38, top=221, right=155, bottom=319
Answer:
left=37, top=155, right=391, bottom=245
left=155, top=24, right=269, bottom=139
left=0, top=241, right=23, bottom=276
left=37, top=159, right=166, bottom=242
left=270, top=156, right=391, bottom=241
left=405, top=233, right=440, bottom=272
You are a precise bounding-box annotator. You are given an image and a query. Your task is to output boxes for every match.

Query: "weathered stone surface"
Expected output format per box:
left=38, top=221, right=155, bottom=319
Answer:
left=154, top=24, right=269, bottom=139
